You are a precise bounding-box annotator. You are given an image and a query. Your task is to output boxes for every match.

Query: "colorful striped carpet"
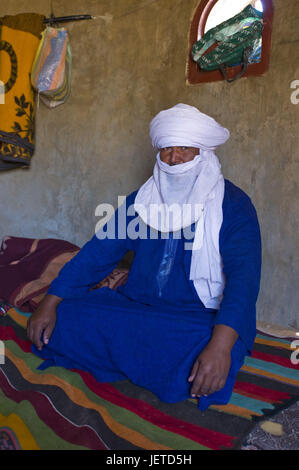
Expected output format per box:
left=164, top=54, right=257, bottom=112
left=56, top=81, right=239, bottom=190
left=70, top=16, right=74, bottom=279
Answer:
left=0, top=307, right=298, bottom=450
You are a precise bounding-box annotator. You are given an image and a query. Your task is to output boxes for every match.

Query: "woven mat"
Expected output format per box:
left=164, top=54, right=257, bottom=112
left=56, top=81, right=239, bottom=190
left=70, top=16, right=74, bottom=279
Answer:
left=0, top=308, right=298, bottom=450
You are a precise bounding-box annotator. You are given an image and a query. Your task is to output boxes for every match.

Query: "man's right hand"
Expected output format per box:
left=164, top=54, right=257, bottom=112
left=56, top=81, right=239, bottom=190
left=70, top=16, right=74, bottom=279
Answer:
left=27, top=294, right=62, bottom=351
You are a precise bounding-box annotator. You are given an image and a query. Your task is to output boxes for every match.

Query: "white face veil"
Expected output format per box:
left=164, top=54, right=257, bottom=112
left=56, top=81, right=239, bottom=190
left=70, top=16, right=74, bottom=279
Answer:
left=134, top=103, right=230, bottom=309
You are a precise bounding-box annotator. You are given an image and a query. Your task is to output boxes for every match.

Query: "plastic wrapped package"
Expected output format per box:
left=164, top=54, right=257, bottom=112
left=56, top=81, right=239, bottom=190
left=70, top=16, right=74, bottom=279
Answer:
left=31, top=26, right=72, bottom=108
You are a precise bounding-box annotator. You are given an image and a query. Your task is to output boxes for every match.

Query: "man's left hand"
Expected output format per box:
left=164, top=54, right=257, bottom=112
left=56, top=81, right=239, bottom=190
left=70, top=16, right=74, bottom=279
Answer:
left=188, top=342, right=232, bottom=397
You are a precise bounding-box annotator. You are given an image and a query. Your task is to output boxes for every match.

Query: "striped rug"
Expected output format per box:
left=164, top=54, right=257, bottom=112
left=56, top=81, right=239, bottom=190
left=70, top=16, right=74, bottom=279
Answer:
left=0, top=308, right=298, bottom=450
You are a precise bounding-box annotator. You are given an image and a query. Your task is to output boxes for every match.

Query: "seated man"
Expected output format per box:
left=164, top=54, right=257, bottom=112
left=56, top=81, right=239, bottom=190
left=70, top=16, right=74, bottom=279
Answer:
left=27, top=103, right=262, bottom=411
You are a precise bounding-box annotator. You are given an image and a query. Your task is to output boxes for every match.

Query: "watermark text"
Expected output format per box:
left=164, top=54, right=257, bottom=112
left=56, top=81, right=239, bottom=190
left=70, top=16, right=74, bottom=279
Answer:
left=0, top=340, right=4, bottom=364
left=95, top=197, right=201, bottom=250
left=0, top=80, right=4, bottom=104
left=291, top=337, right=299, bottom=365
left=290, top=80, right=299, bottom=104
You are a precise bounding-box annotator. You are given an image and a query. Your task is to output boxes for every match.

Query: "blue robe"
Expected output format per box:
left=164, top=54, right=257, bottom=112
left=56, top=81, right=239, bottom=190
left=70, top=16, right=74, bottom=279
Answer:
left=32, top=180, right=262, bottom=410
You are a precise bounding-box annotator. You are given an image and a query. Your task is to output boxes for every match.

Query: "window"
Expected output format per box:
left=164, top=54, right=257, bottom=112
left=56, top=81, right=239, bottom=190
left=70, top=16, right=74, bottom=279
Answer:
left=204, top=0, right=263, bottom=35
left=187, top=0, right=273, bottom=84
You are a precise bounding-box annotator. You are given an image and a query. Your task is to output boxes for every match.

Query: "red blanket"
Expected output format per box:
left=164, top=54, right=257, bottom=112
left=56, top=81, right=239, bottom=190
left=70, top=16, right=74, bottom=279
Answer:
left=0, top=236, right=80, bottom=312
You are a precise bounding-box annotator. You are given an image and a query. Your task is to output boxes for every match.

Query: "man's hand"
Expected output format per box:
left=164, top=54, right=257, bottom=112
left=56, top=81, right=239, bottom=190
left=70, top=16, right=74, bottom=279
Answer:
left=27, top=294, right=62, bottom=351
left=188, top=324, right=238, bottom=397
left=188, top=343, right=231, bottom=396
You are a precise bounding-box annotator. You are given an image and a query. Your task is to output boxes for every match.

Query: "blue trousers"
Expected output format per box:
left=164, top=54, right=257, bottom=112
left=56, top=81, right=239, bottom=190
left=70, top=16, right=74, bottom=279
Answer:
left=32, top=287, right=247, bottom=410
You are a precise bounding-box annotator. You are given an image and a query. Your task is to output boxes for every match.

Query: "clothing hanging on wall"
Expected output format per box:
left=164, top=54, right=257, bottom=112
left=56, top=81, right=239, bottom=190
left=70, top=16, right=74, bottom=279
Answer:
left=31, top=26, right=72, bottom=109
left=0, top=13, right=45, bottom=170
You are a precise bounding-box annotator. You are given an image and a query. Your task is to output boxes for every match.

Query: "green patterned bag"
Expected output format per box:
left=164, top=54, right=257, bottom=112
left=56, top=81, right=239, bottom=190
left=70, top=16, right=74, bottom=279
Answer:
left=192, top=5, right=263, bottom=82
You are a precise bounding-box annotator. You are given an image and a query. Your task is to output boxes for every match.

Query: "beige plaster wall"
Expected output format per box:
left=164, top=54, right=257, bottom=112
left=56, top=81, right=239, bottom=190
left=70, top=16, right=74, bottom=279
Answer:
left=0, top=0, right=298, bottom=329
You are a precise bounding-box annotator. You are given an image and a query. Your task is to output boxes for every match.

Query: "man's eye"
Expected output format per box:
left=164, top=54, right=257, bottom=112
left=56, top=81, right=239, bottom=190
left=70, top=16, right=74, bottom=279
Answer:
left=180, top=147, right=189, bottom=151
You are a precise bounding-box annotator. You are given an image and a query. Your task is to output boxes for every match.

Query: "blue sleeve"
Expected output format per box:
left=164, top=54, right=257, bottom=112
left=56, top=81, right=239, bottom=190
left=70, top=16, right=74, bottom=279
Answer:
left=48, top=192, right=137, bottom=299
left=214, top=188, right=262, bottom=352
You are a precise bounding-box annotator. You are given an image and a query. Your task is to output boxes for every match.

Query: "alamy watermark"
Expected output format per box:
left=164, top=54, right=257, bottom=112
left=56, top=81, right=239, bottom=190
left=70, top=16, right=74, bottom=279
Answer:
left=0, top=340, right=4, bottom=365
left=0, top=80, right=4, bottom=104
left=290, top=80, right=299, bottom=105
left=290, top=334, right=299, bottom=365
left=95, top=197, right=202, bottom=250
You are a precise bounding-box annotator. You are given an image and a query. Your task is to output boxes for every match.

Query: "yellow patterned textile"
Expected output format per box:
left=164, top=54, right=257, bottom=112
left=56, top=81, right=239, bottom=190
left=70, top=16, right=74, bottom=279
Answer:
left=0, top=14, right=44, bottom=170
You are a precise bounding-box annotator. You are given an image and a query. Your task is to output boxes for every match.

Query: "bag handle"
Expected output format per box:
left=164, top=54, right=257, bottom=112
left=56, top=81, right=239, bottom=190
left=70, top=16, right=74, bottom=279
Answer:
left=219, top=46, right=252, bottom=83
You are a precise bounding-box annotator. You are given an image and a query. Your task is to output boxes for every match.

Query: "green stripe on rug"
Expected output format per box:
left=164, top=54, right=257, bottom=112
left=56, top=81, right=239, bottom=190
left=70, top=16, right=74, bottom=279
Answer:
left=256, top=334, right=294, bottom=345
left=228, top=392, right=275, bottom=414
left=244, top=356, right=299, bottom=381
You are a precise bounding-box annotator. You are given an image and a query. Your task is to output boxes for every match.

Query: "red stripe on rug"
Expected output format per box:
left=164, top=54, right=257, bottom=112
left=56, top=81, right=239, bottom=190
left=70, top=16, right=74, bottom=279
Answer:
left=73, top=369, right=236, bottom=450
left=0, top=326, right=32, bottom=353
left=251, top=350, right=298, bottom=369
left=0, top=369, right=108, bottom=450
left=234, top=380, right=292, bottom=403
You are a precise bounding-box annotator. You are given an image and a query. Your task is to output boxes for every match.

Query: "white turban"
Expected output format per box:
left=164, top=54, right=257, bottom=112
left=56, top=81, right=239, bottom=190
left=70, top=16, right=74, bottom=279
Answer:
left=135, top=103, right=230, bottom=309
left=150, top=103, right=230, bottom=150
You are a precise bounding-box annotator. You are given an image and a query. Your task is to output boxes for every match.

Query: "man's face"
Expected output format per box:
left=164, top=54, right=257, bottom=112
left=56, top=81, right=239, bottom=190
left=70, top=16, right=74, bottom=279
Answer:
left=159, top=146, right=200, bottom=166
